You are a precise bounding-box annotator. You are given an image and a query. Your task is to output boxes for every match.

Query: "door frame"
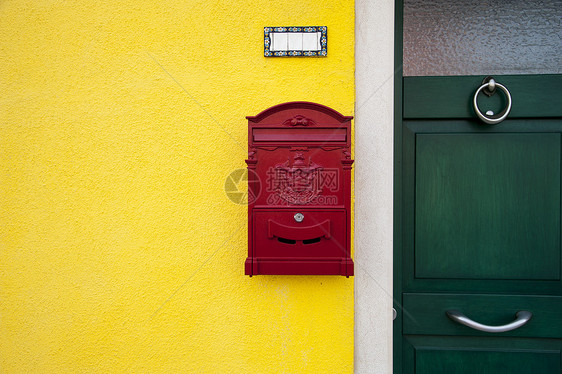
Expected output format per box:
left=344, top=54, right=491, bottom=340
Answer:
left=393, top=0, right=404, bottom=372
left=354, top=0, right=395, bottom=372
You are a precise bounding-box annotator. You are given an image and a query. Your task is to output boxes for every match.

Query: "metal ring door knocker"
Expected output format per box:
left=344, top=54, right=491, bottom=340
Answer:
left=473, top=76, right=512, bottom=125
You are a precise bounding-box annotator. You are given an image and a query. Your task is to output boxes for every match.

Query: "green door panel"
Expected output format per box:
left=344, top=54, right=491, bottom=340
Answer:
left=403, top=293, right=562, bottom=338
left=404, top=75, right=562, bottom=119
left=403, top=336, right=562, bottom=374
left=415, top=349, right=560, bottom=374
left=401, top=120, right=562, bottom=294
left=415, top=133, right=561, bottom=280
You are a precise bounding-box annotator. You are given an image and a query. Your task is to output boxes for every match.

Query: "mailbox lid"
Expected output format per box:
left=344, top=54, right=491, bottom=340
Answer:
left=253, top=209, right=348, bottom=258
left=247, top=101, right=352, bottom=147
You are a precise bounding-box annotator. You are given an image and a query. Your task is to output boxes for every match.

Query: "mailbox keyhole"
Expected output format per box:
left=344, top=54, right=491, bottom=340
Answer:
left=278, top=237, right=297, bottom=245
left=303, top=237, right=322, bottom=245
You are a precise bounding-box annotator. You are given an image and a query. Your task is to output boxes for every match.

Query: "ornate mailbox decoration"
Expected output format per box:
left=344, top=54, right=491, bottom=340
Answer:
left=245, top=102, right=354, bottom=276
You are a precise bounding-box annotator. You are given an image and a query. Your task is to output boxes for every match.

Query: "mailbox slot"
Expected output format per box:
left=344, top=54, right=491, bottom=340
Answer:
left=252, top=127, right=347, bottom=143
left=268, top=219, right=331, bottom=240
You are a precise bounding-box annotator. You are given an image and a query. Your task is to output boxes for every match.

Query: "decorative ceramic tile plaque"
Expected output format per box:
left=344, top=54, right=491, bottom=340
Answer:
left=264, top=27, right=327, bottom=57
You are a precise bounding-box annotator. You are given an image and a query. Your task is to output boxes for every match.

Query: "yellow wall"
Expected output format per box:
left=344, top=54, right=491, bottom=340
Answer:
left=0, top=1, right=354, bottom=372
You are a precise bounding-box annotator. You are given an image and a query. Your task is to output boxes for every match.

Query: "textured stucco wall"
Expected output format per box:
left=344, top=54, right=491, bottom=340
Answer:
left=0, top=1, right=354, bottom=372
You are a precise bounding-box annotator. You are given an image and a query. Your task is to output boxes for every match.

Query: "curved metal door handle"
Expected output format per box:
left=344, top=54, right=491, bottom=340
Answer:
left=446, top=310, right=532, bottom=333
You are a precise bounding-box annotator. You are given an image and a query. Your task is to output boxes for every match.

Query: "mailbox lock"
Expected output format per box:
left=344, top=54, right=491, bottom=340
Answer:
left=294, top=213, right=304, bottom=222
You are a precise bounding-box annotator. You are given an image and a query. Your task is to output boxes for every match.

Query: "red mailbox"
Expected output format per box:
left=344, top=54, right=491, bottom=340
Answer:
left=245, top=102, right=354, bottom=276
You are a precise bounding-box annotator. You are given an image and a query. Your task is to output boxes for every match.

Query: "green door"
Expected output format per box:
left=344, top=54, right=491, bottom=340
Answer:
left=394, top=2, right=562, bottom=373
